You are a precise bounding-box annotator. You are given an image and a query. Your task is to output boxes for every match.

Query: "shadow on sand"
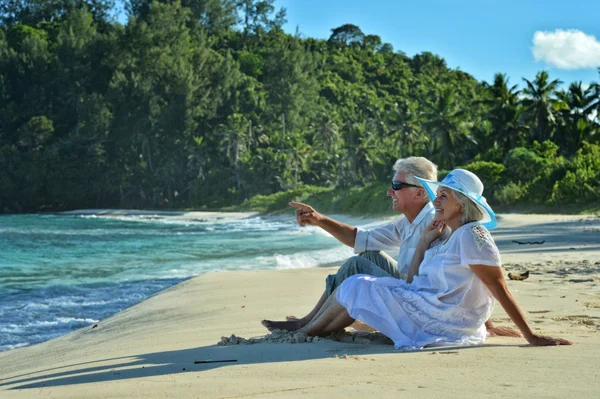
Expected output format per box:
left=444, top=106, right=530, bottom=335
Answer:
left=1, top=339, right=522, bottom=390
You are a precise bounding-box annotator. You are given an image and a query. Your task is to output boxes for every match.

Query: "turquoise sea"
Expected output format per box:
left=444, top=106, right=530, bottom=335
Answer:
left=0, top=211, right=355, bottom=351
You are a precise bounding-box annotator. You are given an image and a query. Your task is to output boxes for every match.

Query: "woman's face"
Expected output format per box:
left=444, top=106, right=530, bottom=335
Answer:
left=432, top=187, right=463, bottom=226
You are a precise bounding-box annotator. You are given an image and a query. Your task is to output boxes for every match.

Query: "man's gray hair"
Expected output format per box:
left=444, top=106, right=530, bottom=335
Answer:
left=453, top=191, right=485, bottom=224
left=393, top=157, right=438, bottom=185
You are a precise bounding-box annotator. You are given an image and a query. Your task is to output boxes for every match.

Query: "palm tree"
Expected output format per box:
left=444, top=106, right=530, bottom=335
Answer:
left=313, top=110, right=340, bottom=152
left=483, top=73, right=527, bottom=153
left=384, top=100, right=427, bottom=159
left=521, top=71, right=562, bottom=142
left=423, top=87, right=475, bottom=169
left=220, top=113, right=252, bottom=190
left=587, top=68, right=600, bottom=123
left=273, top=132, right=312, bottom=190
left=337, top=107, right=381, bottom=186
left=556, top=81, right=596, bottom=153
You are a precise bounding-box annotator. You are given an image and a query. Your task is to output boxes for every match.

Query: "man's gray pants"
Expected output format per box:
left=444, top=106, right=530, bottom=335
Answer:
left=325, top=251, right=402, bottom=297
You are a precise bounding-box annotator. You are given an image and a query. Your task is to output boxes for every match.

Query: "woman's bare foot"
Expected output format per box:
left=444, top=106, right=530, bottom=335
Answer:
left=289, top=315, right=374, bottom=332
left=349, top=320, right=376, bottom=332
left=261, top=319, right=303, bottom=332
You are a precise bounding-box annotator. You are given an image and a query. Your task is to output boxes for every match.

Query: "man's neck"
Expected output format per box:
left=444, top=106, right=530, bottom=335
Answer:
left=403, top=203, right=428, bottom=224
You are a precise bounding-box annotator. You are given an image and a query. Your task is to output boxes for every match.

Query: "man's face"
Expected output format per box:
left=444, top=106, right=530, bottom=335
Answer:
left=387, top=171, right=419, bottom=213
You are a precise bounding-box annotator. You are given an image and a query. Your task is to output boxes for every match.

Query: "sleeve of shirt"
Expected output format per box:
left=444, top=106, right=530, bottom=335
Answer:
left=459, top=225, right=501, bottom=266
left=353, top=218, right=404, bottom=254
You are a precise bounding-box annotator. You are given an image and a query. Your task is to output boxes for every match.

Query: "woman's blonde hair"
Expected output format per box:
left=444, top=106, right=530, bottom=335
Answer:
left=453, top=191, right=484, bottom=224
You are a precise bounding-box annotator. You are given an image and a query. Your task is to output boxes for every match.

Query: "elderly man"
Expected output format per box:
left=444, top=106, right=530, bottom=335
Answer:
left=262, top=157, right=519, bottom=337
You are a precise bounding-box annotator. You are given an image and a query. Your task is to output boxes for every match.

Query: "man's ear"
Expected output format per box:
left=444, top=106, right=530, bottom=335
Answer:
left=416, top=187, right=428, bottom=201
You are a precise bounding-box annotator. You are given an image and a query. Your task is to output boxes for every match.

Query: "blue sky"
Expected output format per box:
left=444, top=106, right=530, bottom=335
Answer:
left=274, top=0, right=600, bottom=87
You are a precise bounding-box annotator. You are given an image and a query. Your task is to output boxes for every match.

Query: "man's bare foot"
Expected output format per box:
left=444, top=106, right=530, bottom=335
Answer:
left=261, top=319, right=303, bottom=332
left=285, top=315, right=312, bottom=329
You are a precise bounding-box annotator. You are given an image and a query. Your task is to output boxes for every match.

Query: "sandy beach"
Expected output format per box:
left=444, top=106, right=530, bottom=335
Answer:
left=1, top=213, right=599, bottom=398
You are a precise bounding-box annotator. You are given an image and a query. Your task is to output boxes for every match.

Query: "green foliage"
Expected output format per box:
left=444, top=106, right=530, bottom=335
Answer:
left=0, top=3, right=599, bottom=213
left=504, top=146, right=546, bottom=183
left=1, top=1, right=115, bottom=26
left=18, top=115, right=54, bottom=151
left=460, top=160, right=505, bottom=197
left=549, top=142, right=600, bottom=204
left=521, top=71, right=563, bottom=142
left=237, top=50, right=262, bottom=76
left=495, top=182, right=529, bottom=206
left=242, top=185, right=334, bottom=213
left=327, top=24, right=364, bottom=48
left=242, top=181, right=393, bottom=216
left=501, top=141, right=566, bottom=204
left=333, top=182, right=393, bottom=215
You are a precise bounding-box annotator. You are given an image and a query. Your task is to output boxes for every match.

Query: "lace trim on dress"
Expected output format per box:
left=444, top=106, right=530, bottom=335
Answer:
left=470, top=225, right=494, bottom=250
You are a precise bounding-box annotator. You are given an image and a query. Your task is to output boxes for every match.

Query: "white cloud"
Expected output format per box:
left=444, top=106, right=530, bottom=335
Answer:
left=532, top=29, right=600, bottom=69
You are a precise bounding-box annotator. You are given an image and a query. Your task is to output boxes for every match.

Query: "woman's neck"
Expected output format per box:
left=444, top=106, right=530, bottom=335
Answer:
left=446, top=218, right=465, bottom=232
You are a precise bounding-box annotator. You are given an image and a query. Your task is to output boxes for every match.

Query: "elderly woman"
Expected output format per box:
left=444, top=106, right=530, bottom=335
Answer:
left=266, top=169, right=572, bottom=349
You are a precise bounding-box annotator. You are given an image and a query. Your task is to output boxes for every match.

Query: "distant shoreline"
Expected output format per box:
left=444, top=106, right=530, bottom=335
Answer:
left=3, top=203, right=597, bottom=219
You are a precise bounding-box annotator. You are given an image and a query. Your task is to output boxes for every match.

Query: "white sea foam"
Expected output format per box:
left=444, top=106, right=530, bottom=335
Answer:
left=254, top=246, right=354, bottom=270
left=0, top=343, right=29, bottom=351
left=1, top=317, right=99, bottom=332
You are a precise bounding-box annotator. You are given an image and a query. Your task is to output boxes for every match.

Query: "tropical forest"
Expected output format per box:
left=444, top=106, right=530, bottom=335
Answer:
left=1, top=0, right=599, bottom=214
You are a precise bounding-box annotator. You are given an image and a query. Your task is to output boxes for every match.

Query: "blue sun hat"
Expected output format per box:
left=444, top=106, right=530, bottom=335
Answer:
left=415, top=169, right=497, bottom=230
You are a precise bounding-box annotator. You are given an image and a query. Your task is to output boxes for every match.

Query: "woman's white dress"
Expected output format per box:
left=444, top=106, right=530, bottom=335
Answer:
left=336, top=222, right=501, bottom=350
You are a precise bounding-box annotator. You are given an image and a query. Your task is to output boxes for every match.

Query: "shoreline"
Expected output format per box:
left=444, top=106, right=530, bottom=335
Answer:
left=59, top=208, right=390, bottom=227
left=61, top=209, right=600, bottom=264
left=2, top=202, right=599, bottom=219
left=1, top=213, right=599, bottom=397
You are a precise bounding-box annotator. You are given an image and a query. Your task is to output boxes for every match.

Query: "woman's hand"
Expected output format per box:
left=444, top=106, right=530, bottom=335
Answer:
left=527, top=334, right=573, bottom=346
left=487, top=325, right=522, bottom=338
left=421, top=219, right=446, bottom=246
left=471, top=265, right=574, bottom=348
left=407, top=220, right=445, bottom=284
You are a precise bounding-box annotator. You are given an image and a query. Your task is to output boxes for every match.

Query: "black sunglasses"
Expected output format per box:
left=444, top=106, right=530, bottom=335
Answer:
left=391, top=180, right=420, bottom=191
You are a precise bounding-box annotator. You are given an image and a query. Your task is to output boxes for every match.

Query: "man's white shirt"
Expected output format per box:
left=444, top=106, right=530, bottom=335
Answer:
left=353, top=202, right=436, bottom=278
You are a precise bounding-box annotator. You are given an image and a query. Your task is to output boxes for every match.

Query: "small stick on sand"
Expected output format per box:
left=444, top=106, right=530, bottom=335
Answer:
left=194, top=359, right=238, bottom=364
left=512, top=240, right=545, bottom=245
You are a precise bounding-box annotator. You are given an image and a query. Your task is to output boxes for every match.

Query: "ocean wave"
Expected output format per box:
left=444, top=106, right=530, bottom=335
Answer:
left=1, top=317, right=99, bottom=332
left=2, top=216, right=298, bottom=239
left=77, top=213, right=296, bottom=229
left=255, top=246, right=354, bottom=270
left=0, top=342, right=30, bottom=351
